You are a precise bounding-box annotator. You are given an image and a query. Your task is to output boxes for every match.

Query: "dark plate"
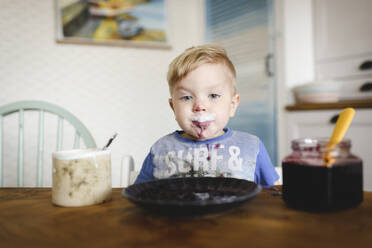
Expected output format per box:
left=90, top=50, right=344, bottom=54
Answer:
left=122, top=177, right=262, bottom=216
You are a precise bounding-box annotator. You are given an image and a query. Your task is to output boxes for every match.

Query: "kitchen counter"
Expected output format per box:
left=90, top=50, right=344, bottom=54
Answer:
left=285, top=99, right=372, bottom=111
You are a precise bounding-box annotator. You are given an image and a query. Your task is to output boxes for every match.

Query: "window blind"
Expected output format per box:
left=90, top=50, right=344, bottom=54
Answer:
left=206, top=0, right=269, bottom=70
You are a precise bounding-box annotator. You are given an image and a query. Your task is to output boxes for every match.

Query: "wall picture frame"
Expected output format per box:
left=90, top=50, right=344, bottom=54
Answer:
left=55, top=0, right=170, bottom=49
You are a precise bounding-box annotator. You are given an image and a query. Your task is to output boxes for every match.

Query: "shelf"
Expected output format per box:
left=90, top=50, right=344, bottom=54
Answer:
left=285, top=99, right=372, bottom=111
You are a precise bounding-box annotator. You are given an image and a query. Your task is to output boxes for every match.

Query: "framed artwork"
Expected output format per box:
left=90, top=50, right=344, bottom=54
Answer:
left=55, top=0, right=170, bottom=49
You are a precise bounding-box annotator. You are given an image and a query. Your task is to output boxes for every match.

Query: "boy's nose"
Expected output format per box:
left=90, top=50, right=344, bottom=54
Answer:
left=193, top=101, right=206, bottom=112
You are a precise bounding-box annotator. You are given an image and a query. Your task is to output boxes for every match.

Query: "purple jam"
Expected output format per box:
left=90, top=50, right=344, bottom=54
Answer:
left=282, top=138, right=363, bottom=212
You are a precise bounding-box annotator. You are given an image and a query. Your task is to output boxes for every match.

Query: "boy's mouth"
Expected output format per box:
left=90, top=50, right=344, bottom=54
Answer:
left=190, top=114, right=215, bottom=139
left=192, top=121, right=212, bottom=130
left=192, top=120, right=213, bottom=139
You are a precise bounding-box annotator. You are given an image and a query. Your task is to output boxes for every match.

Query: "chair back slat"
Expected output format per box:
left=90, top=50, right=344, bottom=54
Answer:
left=120, top=155, right=135, bottom=187
left=37, top=110, right=44, bottom=187
left=18, top=109, right=24, bottom=187
left=0, top=115, right=3, bottom=187
left=73, top=131, right=80, bottom=149
left=56, top=117, right=64, bottom=151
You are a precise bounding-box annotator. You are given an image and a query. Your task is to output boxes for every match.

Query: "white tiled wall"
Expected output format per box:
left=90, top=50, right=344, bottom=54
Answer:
left=0, top=0, right=205, bottom=187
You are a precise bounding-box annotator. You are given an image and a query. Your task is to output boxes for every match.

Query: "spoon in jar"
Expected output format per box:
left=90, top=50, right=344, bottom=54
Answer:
left=102, top=133, right=118, bottom=150
left=323, top=108, right=355, bottom=166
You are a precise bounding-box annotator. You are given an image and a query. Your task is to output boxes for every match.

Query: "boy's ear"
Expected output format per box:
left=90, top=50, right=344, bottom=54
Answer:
left=169, top=98, right=175, bottom=112
left=230, top=94, right=240, bottom=117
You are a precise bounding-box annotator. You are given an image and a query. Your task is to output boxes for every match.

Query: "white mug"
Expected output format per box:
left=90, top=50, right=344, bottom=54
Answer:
left=52, top=149, right=112, bottom=207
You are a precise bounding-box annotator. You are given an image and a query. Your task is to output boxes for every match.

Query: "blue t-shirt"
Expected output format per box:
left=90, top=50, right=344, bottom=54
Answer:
left=135, top=128, right=279, bottom=186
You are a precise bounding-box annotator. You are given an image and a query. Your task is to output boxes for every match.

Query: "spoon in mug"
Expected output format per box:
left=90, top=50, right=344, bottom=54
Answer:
left=323, top=108, right=355, bottom=166
left=102, top=133, right=118, bottom=150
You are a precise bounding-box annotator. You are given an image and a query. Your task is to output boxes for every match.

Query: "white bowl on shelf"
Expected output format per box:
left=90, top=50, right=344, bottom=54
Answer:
left=292, top=80, right=341, bottom=103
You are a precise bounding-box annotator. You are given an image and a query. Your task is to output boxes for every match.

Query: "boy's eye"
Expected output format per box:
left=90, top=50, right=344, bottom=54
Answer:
left=180, top=96, right=192, bottom=101
left=209, top=93, right=221, bottom=99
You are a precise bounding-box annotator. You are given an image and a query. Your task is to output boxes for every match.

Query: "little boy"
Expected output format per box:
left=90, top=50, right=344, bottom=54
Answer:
left=135, top=45, right=279, bottom=186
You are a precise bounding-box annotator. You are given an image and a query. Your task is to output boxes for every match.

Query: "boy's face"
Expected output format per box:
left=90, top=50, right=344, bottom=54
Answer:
left=169, top=63, right=240, bottom=141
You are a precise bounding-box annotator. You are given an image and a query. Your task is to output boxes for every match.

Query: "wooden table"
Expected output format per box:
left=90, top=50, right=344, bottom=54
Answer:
left=1, top=188, right=372, bottom=248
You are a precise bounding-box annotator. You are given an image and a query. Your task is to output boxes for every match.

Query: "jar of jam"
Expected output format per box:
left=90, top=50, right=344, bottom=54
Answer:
left=282, top=138, right=363, bottom=212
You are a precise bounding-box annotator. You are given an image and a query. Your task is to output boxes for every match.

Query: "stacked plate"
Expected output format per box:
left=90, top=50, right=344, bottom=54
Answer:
left=292, top=80, right=341, bottom=103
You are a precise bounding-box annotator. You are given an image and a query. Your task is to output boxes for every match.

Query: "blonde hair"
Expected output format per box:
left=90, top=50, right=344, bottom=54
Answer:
left=167, top=45, right=237, bottom=95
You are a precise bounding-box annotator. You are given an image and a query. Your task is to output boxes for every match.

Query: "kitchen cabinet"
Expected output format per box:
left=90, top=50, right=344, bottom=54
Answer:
left=313, top=0, right=372, bottom=62
left=313, top=0, right=372, bottom=100
left=286, top=109, right=372, bottom=191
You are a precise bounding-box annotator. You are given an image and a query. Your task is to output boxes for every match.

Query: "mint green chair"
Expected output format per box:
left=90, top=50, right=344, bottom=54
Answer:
left=0, top=101, right=96, bottom=187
